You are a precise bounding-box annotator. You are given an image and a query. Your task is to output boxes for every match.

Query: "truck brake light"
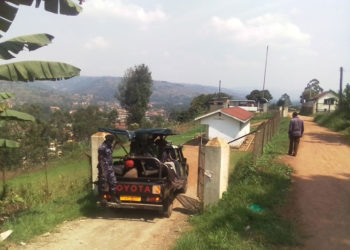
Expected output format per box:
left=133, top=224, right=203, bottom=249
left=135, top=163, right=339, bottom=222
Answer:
left=146, top=197, right=161, bottom=203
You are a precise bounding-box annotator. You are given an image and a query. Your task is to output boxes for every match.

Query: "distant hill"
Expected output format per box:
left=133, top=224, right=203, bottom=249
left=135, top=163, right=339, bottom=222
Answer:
left=0, top=76, right=245, bottom=109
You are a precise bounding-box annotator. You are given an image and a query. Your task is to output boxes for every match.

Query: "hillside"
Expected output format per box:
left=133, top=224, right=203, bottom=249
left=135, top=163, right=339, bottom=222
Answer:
left=0, top=76, right=244, bottom=108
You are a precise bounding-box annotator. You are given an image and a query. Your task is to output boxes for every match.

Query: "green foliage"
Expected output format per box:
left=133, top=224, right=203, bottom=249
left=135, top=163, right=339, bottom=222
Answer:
left=175, top=118, right=299, bottom=250
left=117, top=64, right=153, bottom=125
left=340, top=83, right=350, bottom=112
left=0, top=33, right=53, bottom=60
left=300, top=78, right=323, bottom=102
left=169, top=92, right=231, bottom=123
left=314, top=110, right=350, bottom=137
left=0, top=61, right=81, bottom=82
left=251, top=112, right=275, bottom=124
left=0, top=146, right=95, bottom=245
left=277, top=93, right=292, bottom=107
left=72, top=106, right=117, bottom=142
left=0, top=94, right=35, bottom=150
left=190, top=93, right=231, bottom=115
left=246, top=89, right=273, bottom=103
left=167, top=123, right=206, bottom=145
left=0, top=0, right=82, bottom=36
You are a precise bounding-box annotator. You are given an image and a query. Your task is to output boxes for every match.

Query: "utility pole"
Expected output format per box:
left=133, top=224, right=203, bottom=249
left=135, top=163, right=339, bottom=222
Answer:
left=339, top=67, right=343, bottom=107
left=219, top=80, right=221, bottom=96
left=262, top=45, right=269, bottom=99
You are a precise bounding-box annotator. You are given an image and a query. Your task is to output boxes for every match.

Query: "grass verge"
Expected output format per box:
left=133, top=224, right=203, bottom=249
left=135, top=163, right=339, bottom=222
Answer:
left=174, top=118, right=299, bottom=250
left=314, top=110, right=350, bottom=137
left=0, top=146, right=98, bottom=248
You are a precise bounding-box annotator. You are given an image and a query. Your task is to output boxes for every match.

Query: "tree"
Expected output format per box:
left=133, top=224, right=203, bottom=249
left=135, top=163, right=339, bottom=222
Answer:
left=0, top=93, right=35, bottom=148
left=340, top=83, right=350, bottom=113
left=116, top=64, right=153, bottom=125
left=300, top=79, right=323, bottom=103
left=190, top=93, right=231, bottom=116
left=246, top=89, right=273, bottom=103
left=72, top=106, right=117, bottom=142
left=277, top=93, right=292, bottom=107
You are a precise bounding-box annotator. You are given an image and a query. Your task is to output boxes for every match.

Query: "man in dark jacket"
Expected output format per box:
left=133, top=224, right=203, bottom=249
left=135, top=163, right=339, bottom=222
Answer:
left=98, top=134, right=119, bottom=202
left=288, top=112, right=304, bottom=156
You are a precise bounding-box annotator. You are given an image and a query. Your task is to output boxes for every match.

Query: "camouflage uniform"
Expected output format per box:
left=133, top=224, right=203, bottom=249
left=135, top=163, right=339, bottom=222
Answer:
left=98, top=139, right=117, bottom=193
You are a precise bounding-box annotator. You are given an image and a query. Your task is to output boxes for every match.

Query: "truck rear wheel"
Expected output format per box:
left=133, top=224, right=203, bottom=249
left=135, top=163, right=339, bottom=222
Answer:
left=162, top=201, right=173, bottom=218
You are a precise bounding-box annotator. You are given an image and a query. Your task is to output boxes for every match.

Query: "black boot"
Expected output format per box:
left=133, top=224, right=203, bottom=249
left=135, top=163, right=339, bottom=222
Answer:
left=111, top=191, right=120, bottom=203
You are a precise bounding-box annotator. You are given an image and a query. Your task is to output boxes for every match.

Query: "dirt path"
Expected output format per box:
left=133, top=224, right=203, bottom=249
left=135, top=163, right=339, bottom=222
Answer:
left=11, top=145, right=199, bottom=250
left=282, top=116, right=350, bottom=250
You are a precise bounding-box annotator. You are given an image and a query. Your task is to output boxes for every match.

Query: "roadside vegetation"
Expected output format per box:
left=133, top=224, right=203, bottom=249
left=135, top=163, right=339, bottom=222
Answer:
left=174, top=117, right=299, bottom=250
left=0, top=145, right=95, bottom=246
left=314, top=110, right=350, bottom=137
left=314, top=83, right=350, bottom=138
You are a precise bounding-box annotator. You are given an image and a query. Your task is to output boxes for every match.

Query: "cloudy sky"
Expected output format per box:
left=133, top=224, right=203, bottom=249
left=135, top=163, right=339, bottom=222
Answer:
left=4, top=0, right=350, bottom=101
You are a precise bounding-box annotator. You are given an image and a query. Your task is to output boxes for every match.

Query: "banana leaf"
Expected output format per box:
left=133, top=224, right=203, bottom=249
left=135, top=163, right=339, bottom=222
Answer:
left=0, top=61, right=81, bottom=82
left=0, top=0, right=82, bottom=34
left=0, top=92, right=15, bottom=101
left=0, top=109, right=35, bottom=122
left=0, top=139, right=19, bottom=148
left=0, top=33, right=54, bottom=60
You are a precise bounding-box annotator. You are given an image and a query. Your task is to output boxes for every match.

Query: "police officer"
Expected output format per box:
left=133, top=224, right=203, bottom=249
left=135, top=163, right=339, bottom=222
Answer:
left=98, top=134, right=119, bottom=202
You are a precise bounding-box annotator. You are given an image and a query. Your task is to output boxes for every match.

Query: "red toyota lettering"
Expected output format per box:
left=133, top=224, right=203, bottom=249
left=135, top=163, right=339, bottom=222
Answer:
left=144, top=186, right=151, bottom=193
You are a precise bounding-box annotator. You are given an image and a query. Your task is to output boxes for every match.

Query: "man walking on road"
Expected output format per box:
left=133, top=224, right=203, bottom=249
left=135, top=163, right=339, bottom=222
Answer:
left=288, top=112, right=304, bottom=156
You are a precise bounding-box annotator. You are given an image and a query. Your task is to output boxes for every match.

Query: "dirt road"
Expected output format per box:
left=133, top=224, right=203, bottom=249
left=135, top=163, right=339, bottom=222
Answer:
left=282, top=116, right=350, bottom=250
left=11, top=145, right=199, bottom=250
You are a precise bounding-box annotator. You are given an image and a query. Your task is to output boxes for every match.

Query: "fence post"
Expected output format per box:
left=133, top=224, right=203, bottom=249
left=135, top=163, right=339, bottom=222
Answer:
left=203, top=137, right=230, bottom=207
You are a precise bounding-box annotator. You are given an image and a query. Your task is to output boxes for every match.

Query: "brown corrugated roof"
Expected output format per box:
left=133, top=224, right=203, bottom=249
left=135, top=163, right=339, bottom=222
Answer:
left=220, top=107, right=254, bottom=121
left=195, top=106, right=253, bottom=122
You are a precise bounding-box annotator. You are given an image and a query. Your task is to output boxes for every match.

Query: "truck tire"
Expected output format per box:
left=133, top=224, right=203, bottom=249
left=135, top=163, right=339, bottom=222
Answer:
left=162, top=201, right=173, bottom=218
left=179, top=181, right=187, bottom=194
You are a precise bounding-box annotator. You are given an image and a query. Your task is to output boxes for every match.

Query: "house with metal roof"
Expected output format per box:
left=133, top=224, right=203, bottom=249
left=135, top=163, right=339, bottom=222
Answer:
left=195, top=107, right=254, bottom=148
left=301, top=90, right=338, bottom=114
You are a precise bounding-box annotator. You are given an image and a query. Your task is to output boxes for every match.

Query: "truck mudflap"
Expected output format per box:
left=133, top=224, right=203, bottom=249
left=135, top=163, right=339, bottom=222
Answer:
left=96, top=201, right=163, bottom=211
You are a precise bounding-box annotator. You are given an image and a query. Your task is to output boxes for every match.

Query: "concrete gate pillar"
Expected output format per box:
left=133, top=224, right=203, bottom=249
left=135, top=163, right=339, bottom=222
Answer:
left=90, top=132, right=110, bottom=191
left=203, top=137, right=230, bottom=206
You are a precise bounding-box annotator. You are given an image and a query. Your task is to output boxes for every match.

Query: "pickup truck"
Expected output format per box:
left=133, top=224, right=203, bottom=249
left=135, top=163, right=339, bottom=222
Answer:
left=96, top=128, right=188, bottom=217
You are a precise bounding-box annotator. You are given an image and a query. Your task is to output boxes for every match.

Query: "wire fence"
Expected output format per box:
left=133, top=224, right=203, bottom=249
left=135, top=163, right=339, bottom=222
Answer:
left=252, top=112, right=281, bottom=162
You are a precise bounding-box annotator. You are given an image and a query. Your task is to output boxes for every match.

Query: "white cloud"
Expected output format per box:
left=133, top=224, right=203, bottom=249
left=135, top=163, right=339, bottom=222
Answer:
left=210, top=14, right=310, bottom=47
left=84, top=36, right=110, bottom=49
left=83, top=0, right=167, bottom=23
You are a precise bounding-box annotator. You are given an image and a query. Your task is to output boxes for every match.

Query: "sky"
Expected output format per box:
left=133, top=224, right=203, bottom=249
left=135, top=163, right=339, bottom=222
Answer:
left=3, top=0, right=350, bottom=101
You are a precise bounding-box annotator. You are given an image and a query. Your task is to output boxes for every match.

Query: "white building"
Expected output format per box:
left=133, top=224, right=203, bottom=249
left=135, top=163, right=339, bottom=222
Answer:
left=302, top=90, right=338, bottom=114
left=195, top=107, right=254, bottom=148
left=229, top=100, right=258, bottom=112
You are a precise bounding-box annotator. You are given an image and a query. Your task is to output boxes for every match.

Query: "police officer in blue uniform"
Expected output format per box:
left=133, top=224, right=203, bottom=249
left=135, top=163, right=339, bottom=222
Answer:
left=98, top=134, right=119, bottom=202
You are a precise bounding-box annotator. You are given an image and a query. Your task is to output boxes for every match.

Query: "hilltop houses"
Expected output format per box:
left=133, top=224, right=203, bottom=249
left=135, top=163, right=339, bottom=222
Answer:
left=208, top=96, right=258, bottom=112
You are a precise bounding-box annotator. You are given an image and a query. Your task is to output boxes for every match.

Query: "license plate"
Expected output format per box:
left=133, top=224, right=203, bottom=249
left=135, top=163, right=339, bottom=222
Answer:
left=120, top=196, right=141, bottom=202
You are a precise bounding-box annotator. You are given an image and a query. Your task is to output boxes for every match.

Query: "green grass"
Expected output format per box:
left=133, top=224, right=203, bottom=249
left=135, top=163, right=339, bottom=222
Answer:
left=251, top=112, right=275, bottom=125
left=314, top=110, right=350, bottom=137
left=174, top=118, right=299, bottom=250
left=168, top=124, right=206, bottom=145
left=0, top=145, right=98, bottom=248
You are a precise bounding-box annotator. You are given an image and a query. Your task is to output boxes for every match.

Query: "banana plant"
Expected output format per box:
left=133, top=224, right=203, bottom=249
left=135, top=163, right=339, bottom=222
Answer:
left=0, top=0, right=83, bottom=148
left=0, top=92, right=35, bottom=148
